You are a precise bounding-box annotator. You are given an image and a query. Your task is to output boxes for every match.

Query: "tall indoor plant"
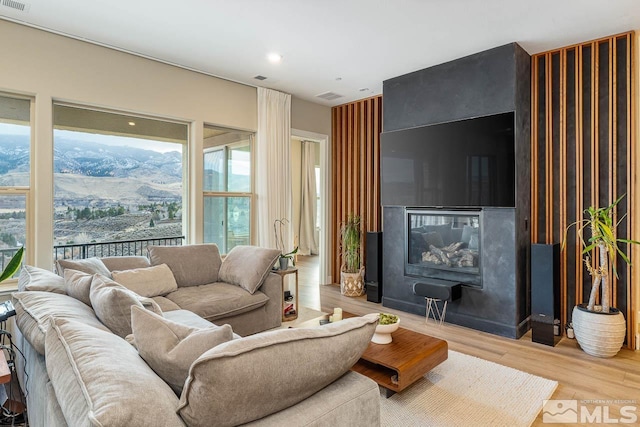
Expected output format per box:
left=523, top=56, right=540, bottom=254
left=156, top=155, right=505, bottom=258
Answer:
left=564, top=195, right=639, bottom=357
left=0, top=247, right=24, bottom=284
left=340, top=214, right=365, bottom=297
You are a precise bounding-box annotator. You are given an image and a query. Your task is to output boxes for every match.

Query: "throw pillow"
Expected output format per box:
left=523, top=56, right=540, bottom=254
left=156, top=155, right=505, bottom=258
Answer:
left=89, top=274, right=162, bottom=338
left=131, top=305, right=234, bottom=394
left=55, top=257, right=111, bottom=277
left=111, top=264, right=178, bottom=298
left=63, top=269, right=94, bottom=306
left=218, top=245, right=280, bottom=294
left=12, top=291, right=110, bottom=355
left=17, top=265, right=66, bottom=294
left=177, top=316, right=377, bottom=427
left=148, top=244, right=222, bottom=287
left=45, top=317, right=184, bottom=427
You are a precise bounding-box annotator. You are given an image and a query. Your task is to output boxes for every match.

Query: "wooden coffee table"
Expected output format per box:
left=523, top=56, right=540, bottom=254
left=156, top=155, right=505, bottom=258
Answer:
left=353, top=326, right=448, bottom=396
left=294, top=313, right=448, bottom=396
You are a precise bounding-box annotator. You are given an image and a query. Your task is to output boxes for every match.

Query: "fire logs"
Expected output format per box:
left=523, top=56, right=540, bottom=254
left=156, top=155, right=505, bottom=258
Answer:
left=422, top=243, right=477, bottom=268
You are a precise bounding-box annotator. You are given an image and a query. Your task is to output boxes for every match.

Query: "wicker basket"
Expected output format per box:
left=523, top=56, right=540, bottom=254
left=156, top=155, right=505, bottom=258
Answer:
left=340, top=266, right=365, bottom=297
left=572, top=304, right=626, bottom=358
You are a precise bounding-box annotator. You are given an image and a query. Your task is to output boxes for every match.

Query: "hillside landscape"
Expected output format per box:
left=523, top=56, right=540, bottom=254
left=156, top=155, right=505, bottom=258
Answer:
left=0, top=134, right=184, bottom=248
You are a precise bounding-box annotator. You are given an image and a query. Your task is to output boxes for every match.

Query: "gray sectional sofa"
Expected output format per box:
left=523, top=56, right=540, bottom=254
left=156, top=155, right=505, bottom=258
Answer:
left=12, top=244, right=381, bottom=426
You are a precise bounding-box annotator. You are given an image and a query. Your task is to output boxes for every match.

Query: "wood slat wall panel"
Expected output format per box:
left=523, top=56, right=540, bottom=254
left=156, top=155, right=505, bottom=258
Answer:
left=531, top=32, right=636, bottom=348
left=331, top=96, right=382, bottom=283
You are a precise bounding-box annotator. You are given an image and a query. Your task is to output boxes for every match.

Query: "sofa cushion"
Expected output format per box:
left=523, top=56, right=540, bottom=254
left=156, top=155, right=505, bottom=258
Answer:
left=101, top=255, right=151, bottom=272
left=151, top=296, right=181, bottom=312
left=165, top=283, right=268, bottom=322
left=177, top=316, right=378, bottom=427
left=131, top=305, right=234, bottom=394
left=45, top=317, right=185, bottom=427
left=218, top=245, right=281, bottom=294
left=55, top=257, right=111, bottom=277
left=63, top=269, right=93, bottom=306
left=12, top=291, right=110, bottom=355
left=89, top=274, right=162, bottom=338
left=17, top=265, right=66, bottom=294
left=148, top=244, right=222, bottom=288
left=111, top=264, right=178, bottom=298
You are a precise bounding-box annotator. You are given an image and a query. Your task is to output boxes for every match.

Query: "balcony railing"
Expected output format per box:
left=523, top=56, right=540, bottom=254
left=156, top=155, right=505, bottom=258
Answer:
left=53, top=236, right=185, bottom=260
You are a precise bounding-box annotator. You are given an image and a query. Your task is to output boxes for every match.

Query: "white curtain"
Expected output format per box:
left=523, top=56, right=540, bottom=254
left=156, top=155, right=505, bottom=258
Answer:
left=256, top=87, right=292, bottom=249
left=299, top=141, right=318, bottom=255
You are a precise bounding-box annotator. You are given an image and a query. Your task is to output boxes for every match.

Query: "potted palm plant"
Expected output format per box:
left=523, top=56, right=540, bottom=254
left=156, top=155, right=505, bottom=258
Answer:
left=340, top=214, right=364, bottom=297
left=563, top=195, right=639, bottom=357
left=0, top=247, right=24, bottom=284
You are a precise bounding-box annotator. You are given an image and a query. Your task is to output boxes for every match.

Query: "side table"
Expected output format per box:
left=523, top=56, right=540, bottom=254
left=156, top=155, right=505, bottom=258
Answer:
left=273, top=267, right=299, bottom=321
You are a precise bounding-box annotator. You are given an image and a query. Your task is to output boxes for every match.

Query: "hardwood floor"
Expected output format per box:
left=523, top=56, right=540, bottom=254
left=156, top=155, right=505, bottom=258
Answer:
left=296, top=256, right=640, bottom=426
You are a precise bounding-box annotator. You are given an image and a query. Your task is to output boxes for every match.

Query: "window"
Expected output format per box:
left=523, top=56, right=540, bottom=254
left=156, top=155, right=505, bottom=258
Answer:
left=53, top=104, right=188, bottom=259
left=203, top=126, right=253, bottom=253
left=0, top=94, right=31, bottom=277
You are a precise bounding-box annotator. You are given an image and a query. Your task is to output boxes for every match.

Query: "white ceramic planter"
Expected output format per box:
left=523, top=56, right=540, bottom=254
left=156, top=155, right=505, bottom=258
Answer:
left=572, top=304, right=626, bottom=358
left=372, top=319, right=400, bottom=344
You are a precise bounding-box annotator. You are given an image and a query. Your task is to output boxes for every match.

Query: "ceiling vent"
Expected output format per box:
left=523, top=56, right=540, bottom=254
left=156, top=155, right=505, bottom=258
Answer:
left=2, top=0, right=30, bottom=12
left=253, top=75, right=267, bottom=81
left=316, top=91, right=344, bottom=101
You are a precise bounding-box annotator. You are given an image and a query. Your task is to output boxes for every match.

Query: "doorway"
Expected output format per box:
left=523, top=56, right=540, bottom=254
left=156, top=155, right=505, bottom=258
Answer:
left=291, top=129, right=330, bottom=297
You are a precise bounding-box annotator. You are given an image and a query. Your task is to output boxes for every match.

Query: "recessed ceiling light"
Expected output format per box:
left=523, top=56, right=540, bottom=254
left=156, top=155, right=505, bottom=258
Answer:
left=267, top=53, right=282, bottom=63
left=128, top=121, right=136, bottom=126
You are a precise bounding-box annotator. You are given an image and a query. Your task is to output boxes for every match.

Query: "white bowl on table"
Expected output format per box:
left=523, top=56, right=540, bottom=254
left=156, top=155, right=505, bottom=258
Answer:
left=371, top=318, right=400, bottom=344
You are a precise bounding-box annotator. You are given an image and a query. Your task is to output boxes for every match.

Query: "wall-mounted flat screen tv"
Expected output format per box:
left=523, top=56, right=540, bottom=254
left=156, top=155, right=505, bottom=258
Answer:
left=381, top=112, right=515, bottom=207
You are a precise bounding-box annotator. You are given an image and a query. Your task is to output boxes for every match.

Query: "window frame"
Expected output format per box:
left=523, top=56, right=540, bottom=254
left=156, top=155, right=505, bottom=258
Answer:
left=0, top=92, right=33, bottom=286
left=51, top=101, right=190, bottom=253
left=202, top=136, right=255, bottom=253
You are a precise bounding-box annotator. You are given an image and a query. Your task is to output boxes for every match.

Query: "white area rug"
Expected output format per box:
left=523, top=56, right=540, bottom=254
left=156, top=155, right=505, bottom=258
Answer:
left=380, top=350, right=558, bottom=427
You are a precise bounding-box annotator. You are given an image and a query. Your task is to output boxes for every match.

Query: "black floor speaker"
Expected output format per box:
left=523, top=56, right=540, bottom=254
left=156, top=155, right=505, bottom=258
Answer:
left=531, top=243, right=561, bottom=346
left=365, top=232, right=383, bottom=303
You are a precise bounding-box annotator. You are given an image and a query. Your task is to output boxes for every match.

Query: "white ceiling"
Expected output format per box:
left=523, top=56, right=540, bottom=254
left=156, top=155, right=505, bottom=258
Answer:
left=2, top=0, right=640, bottom=107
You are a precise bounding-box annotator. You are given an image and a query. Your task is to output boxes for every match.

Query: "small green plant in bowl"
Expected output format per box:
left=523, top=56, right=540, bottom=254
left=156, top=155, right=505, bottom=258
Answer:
left=378, top=313, right=399, bottom=325
left=372, top=312, right=400, bottom=344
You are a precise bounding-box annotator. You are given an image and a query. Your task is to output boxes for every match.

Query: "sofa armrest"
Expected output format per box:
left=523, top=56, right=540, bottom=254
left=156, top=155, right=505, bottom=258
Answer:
left=258, top=272, right=282, bottom=306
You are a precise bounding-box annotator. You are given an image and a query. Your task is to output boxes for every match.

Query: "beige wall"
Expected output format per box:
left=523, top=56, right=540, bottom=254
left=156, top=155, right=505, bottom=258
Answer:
left=0, top=20, right=330, bottom=270
left=291, top=97, right=331, bottom=136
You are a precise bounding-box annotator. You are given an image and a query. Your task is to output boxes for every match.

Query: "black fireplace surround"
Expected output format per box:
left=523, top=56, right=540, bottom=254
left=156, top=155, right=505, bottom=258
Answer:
left=380, top=43, right=531, bottom=339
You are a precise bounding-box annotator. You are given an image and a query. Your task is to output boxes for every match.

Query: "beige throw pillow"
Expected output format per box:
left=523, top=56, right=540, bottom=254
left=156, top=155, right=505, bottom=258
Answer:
left=63, top=269, right=94, bottom=306
left=89, top=274, right=162, bottom=338
left=55, top=257, right=111, bottom=277
left=111, top=264, right=178, bottom=298
left=131, top=305, right=234, bottom=394
left=45, top=317, right=185, bottom=427
left=17, top=265, right=66, bottom=294
left=12, top=291, right=110, bottom=355
left=177, top=316, right=377, bottom=427
left=217, top=245, right=280, bottom=294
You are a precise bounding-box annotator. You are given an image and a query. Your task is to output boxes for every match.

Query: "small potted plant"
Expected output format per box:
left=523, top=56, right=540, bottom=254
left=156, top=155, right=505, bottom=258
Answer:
left=563, top=194, right=639, bottom=357
left=274, top=218, right=298, bottom=270
left=340, top=214, right=364, bottom=296
left=0, top=247, right=24, bottom=284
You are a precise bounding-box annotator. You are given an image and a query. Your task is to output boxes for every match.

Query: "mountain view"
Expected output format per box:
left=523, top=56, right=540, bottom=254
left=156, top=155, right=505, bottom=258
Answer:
left=0, top=134, right=184, bottom=250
